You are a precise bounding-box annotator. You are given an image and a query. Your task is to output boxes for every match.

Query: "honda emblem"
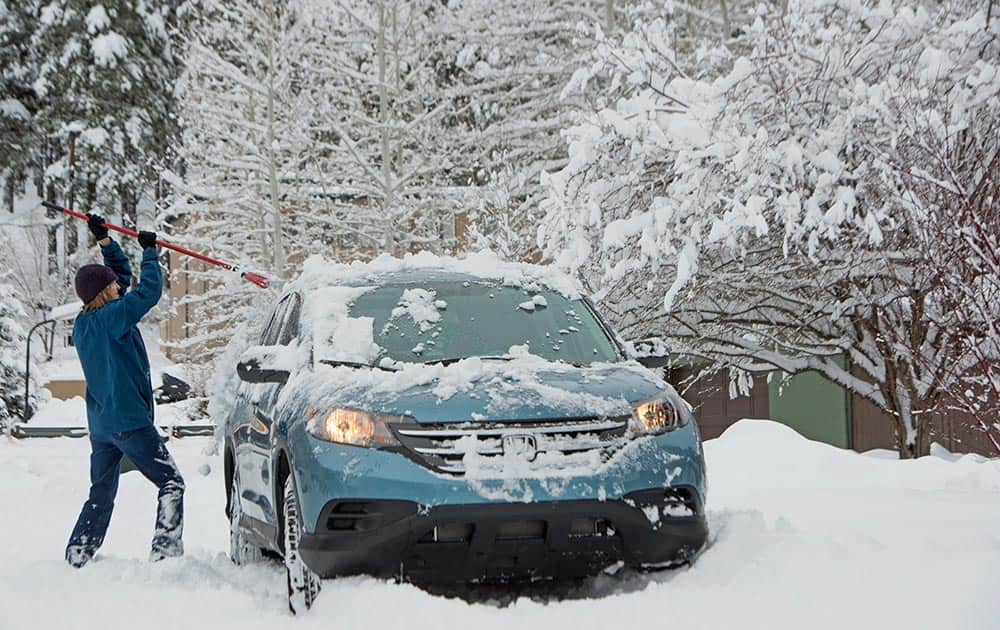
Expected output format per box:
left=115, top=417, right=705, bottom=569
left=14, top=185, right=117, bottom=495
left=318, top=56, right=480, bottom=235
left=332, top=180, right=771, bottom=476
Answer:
left=502, top=434, right=538, bottom=461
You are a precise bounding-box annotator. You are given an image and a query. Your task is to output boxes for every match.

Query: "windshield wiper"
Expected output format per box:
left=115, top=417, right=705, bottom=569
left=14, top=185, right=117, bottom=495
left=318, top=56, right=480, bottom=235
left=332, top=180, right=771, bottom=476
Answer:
left=319, top=359, right=399, bottom=372
left=423, top=355, right=514, bottom=366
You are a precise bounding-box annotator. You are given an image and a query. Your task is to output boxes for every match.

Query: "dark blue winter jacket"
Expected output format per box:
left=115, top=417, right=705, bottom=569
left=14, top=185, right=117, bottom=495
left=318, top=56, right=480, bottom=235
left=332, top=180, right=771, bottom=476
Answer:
left=73, top=240, right=162, bottom=436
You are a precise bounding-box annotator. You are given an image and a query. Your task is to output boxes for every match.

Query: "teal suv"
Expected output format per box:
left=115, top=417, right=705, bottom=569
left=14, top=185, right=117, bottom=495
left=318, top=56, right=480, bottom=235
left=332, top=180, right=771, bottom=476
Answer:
left=223, top=257, right=708, bottom=613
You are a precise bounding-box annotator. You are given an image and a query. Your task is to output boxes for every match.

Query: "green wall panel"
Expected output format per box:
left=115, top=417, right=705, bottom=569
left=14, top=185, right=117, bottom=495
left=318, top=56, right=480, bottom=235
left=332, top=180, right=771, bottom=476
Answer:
left=768, top=369, right=851, bottom=449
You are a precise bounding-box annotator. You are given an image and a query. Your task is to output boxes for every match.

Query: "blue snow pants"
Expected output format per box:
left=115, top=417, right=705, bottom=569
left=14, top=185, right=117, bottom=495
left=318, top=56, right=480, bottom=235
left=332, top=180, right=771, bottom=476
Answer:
left=66, top=425, right=185, bottom=564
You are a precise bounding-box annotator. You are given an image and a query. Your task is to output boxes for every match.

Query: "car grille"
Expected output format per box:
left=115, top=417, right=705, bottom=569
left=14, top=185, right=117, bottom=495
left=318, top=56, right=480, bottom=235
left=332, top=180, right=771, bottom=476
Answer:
left=390, top=417, right=630, bottom=476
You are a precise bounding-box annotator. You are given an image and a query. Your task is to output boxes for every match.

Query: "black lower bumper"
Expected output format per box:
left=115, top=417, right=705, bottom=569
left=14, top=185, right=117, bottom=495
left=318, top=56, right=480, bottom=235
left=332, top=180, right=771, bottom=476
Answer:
left=298, top=486, right=708, bottom=583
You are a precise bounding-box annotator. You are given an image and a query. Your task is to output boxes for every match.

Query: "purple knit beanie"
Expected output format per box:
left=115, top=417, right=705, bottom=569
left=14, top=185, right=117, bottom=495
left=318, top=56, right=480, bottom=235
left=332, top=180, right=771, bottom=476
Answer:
left=75, top=264, right=118, bottom=303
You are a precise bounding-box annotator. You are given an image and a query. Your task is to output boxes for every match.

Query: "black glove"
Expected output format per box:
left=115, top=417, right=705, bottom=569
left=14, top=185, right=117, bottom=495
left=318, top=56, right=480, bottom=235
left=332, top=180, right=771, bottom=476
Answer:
left=138, top=230, right=157, bottom=249
left=87, top=213, right=109, bottom=241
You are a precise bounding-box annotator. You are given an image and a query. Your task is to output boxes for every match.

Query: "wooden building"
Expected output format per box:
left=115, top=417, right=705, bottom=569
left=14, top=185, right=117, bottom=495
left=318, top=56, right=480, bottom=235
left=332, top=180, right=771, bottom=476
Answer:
left=668, top=364, right=998, bottom=457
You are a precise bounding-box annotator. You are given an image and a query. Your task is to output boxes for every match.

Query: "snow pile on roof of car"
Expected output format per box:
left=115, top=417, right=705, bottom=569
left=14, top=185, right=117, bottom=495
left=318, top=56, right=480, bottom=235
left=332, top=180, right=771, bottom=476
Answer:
left=289, top=250, right=583, bottom=297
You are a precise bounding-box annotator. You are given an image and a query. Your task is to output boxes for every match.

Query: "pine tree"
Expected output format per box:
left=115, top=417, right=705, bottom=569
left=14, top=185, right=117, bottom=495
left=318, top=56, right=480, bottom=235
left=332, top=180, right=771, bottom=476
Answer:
left=30, top=0, right=178, bottom=228
left=0, top=0, right=41, bottom=214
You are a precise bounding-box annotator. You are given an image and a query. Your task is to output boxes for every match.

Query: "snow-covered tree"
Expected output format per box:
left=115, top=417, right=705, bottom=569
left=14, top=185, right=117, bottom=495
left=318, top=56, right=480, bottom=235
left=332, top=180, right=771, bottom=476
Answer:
left=0, top=1, right=40, bottom=214
left=167, top=0, right=342, bottom=378
left=0, top=281, right=36, bottom=431
left=428, top=0, right=599, bottom=260
left=441, top=0, right=736, bottom=261
left=170, top=0, right=313, bottom=273
left=541, top=0, right=999, bottom=457
left=306, top=0, right=697, bottom=260
left=300, top=0, right=465, bottom=255
left=29, top=0, right=178, bottom=272
left=904, top=128, right=1000, bottom=453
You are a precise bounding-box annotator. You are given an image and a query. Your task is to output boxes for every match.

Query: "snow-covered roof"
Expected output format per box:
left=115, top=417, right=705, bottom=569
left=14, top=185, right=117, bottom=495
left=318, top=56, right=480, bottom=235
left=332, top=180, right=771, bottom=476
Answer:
left=289, top=251, right=582, bottom=297
left=48, top=302, right=82, bottom=322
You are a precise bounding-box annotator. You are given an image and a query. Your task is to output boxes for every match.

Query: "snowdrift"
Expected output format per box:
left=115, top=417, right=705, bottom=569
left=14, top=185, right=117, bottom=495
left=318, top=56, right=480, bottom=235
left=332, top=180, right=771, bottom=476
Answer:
left=707, top=419, right=999, bottom=493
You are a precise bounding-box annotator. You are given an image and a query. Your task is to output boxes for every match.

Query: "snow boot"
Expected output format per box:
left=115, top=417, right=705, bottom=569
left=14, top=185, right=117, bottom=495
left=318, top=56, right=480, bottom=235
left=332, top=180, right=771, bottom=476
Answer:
left=150, top=540, right=184, bottom=562
left=66, top=545, right=94, bottom=569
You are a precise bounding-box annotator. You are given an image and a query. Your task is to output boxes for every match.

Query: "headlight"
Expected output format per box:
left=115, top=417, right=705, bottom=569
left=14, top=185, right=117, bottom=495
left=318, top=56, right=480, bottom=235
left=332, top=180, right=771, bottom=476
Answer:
left=628, top=397, right=685, bottom=436
left=306, top=407, right=404, bottom=447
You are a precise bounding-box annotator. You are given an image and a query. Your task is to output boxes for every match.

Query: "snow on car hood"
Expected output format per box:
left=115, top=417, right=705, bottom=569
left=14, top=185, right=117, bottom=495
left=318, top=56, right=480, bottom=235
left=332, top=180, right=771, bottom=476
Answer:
left=279, top=352, right=670, bottom=424
left=281, top=353, right=681, bottom=501
left=278, top=348, right=683, bottom=502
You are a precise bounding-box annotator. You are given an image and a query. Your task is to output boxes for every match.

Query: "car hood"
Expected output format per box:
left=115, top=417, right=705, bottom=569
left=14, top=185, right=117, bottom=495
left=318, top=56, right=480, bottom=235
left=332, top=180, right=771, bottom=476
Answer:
left=285, top=358, right=670, bottom=424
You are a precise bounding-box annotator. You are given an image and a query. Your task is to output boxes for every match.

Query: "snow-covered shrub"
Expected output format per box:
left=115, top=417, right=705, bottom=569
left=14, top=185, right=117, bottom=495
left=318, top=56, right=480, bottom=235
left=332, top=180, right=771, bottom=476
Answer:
left=541, top=0, right=999, bottom=457
left=0, top=281, right=36, bottom=429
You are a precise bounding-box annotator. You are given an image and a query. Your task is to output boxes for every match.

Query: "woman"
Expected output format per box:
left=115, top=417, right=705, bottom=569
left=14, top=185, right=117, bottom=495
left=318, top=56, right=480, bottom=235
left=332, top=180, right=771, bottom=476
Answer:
left=65, top=214, right=185, bottom=568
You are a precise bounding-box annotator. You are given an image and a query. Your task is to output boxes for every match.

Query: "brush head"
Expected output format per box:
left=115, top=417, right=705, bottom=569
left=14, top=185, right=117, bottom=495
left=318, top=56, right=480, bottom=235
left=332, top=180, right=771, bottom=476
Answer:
left=242, top=271, right=271, bottom=289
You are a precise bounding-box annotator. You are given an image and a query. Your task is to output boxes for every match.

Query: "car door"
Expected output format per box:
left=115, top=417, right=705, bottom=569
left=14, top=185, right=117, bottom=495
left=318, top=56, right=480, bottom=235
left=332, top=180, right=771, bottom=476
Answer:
left=248, top=293, right=302, bottom=529
left=232, top=299, right=287, bottom=524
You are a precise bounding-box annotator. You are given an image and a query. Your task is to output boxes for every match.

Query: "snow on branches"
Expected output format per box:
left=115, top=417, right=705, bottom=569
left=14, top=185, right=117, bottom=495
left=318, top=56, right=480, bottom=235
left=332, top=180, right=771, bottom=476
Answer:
left=541, top=0, right=1000, bottom=457
left=0, top=280, right=36, bottom=430
left=164, top=0, right=617, bottom=371
left=30, top=0, right=177, bottom=222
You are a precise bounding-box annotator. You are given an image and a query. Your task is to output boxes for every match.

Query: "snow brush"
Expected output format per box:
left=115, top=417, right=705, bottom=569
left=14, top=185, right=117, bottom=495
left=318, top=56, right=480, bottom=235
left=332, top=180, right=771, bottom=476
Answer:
left=42, top=201, right=271, bottom=289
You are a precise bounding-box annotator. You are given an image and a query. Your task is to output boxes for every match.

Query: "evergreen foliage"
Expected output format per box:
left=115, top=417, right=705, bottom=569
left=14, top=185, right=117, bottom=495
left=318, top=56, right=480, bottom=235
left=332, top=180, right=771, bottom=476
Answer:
left=30, top=0, right=179, bottom=223
left=0, top=280, right=35, bottom=427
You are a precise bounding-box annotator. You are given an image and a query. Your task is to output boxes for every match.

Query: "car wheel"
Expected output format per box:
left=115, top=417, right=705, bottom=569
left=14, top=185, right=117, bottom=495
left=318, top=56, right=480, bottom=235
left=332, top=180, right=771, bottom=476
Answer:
left=229, top=472, right=263, bottom=565
left=283, top=476, right=321, bottom=614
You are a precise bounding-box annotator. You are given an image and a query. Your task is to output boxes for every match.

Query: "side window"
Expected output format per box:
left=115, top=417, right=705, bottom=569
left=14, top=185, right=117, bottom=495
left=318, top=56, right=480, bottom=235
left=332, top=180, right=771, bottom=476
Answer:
left=277, top=293, right=302, bottom=346
left=259, top=300, right=287, bottom=346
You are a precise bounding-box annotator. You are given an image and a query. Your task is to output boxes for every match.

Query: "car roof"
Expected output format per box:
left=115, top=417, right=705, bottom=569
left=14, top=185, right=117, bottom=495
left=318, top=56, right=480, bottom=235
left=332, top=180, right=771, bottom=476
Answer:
left=331, top=269, right=500, bottom=288
left=286, top=252, right=584, bottom=298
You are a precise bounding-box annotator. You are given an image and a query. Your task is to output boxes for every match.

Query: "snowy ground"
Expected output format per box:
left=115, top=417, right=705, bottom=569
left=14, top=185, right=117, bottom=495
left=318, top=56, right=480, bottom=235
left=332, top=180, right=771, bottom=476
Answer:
left=1, top=420, right=997, bottom=630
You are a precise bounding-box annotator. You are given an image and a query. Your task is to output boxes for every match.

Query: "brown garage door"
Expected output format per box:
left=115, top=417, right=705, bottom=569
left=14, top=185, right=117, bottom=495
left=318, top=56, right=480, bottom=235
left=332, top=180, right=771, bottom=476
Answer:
left=668, top=366, right=770, bottom=440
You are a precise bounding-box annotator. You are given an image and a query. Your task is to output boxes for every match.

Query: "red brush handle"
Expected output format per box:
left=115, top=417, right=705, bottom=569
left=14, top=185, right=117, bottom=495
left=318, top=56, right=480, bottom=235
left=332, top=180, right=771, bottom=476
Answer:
left=44, top=201, right=271, bottom=289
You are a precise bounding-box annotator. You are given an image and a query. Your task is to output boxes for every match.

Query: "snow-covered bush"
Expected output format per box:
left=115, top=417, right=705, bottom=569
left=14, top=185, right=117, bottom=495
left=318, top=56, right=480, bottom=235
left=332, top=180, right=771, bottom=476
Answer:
left=0, top=281, right=36, bottom=429
left=541, top=0, right=999, bottom=457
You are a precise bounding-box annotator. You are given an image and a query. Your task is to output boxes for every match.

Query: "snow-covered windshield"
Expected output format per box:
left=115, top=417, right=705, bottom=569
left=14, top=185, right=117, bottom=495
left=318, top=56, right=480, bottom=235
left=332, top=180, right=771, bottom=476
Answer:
left=348, top=282, right=619, bottom=366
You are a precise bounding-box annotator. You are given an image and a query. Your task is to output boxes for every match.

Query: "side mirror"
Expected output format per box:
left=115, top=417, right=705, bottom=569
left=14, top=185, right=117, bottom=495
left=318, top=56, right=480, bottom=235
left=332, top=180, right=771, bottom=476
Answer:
left=629, top=337, right=671, bottom=369
left=237, top=346, right=291, bottom=384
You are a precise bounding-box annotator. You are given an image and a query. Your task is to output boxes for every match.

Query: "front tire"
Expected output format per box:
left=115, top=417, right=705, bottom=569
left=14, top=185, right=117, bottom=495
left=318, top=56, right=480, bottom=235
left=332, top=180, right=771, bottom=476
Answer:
left=229, top=472, right=263, bottom=566
left=283, top=476, right=321, bottom=614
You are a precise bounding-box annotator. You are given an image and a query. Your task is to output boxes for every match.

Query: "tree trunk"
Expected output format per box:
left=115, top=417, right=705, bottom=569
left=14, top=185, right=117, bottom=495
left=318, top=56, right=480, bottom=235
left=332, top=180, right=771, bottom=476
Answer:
left=265, top=1, right=284, bottom=276
left=4, top=172, right=14, bottom=213
left=378, top=1, right=394, bottom=255
left=46, top=183, right=59, bottom=275
left=888, top=397, right=933, bottom=459
left=64, top=133, right=78, bottom=257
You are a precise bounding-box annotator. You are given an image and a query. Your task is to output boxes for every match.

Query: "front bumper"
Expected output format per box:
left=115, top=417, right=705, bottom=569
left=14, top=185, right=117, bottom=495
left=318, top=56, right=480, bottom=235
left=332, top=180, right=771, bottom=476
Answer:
left=290, top=420, right=708, bottom=535
left=298, top=487, right=708, bottom=582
